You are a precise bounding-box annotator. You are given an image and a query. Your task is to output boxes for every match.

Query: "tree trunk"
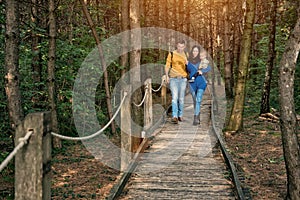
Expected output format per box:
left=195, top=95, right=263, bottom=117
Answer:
left=260, top=0, right=277, bottom=115
left=31, top=0, right=42, bottom=86
left=208, top=0, right=213, bottom=57
left=172, top=0, right=178, bottom=33
left=130, top=0, right=143, bottom=152
left=80, top=0, right=116, bottom=134
left=223, top=0, right=234, bottom=99
left=178, top=0, right=184, bottom=33
left=158, top=0, right=167, bottom=62
left=5, top=0, right=24, bottom=130
left=185, top=0, right=191, bottom=37
left=278, top=9, right=300, bottom=200
left=227, top=0, right=256, bottom=132
left=216, top=1, right=222, bottom=85
left=121, top=0, right=129, bottom=76
left=48, top=0, right=61, bottom=148
left=67, top=2, right=75, bottom=44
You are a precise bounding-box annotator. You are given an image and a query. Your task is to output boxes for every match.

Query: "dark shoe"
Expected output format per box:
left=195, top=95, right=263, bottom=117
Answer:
left=178, top=117, right=183, bottom=122
left=193, top=115, right=198, bottom=125
left=171, top=117, right=178, bottom=124
left=197, top=114, right=200, bottom=124
left=193, top=115, right=200, bottom=125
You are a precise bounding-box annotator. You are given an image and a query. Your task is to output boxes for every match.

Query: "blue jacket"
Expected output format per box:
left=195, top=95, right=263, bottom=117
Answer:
left=186, top=62, right=211, bottom=91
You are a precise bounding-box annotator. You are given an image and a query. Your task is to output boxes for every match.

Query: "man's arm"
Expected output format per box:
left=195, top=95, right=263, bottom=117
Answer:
left=165, top=52, right=172, bottom=83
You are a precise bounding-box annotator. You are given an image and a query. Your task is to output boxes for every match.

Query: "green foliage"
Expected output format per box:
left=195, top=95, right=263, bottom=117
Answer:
left=246, top=17, right=292, bottom=117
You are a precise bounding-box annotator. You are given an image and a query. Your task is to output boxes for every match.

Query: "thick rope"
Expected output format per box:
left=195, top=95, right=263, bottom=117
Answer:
left=0, top=131, right=33, bottom=172
left=152, top=79, right=165, bottom=92
left=51, top=92, right=128, bottom=141
left=132, top=88, right=148, bottom=107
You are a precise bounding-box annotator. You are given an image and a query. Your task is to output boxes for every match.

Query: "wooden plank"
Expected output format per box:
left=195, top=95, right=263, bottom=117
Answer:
left=113, top=92, right=237, bottom=200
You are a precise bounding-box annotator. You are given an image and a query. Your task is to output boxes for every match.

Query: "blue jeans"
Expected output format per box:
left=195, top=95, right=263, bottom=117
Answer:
left=169, top=78, right=187, bottom=118
left=190, top=88, right=204, bottom=116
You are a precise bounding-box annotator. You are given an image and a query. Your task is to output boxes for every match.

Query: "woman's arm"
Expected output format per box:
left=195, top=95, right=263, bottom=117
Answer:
left=201, top=65, right=211, bottom=73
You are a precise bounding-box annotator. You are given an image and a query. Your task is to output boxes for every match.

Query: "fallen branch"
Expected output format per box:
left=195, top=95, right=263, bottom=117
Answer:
left=258, top=116, right=279, bottom=123
left=260, top=113, right=279, bottom=120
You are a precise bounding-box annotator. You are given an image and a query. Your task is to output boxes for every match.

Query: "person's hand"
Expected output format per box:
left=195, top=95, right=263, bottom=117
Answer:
left=165, top=75, right=170, bottom=84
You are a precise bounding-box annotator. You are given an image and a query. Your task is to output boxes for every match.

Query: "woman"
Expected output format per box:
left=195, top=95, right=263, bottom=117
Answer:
left=186, top=46, right=211, bottom=125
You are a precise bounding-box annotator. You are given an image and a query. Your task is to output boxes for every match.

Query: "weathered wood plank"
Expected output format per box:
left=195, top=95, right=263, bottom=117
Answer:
left=117, top=93, right=235, bottom=200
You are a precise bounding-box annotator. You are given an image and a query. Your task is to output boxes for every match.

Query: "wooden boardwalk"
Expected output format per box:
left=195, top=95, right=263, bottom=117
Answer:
left=117, top=91, right=236, bottom=200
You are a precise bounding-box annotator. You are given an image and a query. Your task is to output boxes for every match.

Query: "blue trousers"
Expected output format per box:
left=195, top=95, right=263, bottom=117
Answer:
left=190, top=88, right=204, bottom=116
left=169, top=78, right=187, bottom=118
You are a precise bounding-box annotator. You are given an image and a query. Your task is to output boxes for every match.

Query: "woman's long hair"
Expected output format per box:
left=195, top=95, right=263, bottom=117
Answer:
left=188, top=45, right=201, bottom=64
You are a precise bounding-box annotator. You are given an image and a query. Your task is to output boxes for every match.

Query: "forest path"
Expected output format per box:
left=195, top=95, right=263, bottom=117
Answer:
left=118, top=92, right=236, bottom=199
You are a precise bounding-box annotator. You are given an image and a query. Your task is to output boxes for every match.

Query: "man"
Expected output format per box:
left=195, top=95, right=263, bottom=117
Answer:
left=165, top=39, right=188, bottom=124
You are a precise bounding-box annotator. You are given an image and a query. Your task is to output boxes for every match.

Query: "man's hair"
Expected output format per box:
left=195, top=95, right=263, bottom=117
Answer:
left=176, top=39, right=186, bottom=45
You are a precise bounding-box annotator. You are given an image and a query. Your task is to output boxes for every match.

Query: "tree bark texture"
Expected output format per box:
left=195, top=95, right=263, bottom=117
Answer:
left=121, top=0, right=129, bottom=76
left=48, top=0, right=61, bottom=148
left=130, top=0, right=143, bottom=152
left=223, top=0, right=234, bottom=99
left=278, top=9, right=300, bottom=200
left=227, top=0, right=256, bottom=132
left=260, top=0, right=277, bottom=115
left=31, top=0, right=42, bottom=85
left=5, top=0, right=24, bottom=130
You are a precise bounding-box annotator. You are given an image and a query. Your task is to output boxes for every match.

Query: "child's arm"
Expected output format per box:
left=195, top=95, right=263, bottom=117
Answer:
left=201, top=65, right=211, bottom=73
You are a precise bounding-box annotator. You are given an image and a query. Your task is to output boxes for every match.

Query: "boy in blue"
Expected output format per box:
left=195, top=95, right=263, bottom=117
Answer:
left=186, top=46, right=211, bottom=125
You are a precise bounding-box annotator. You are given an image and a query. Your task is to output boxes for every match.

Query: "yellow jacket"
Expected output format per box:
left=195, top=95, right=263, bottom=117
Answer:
left=165, top=51, right=188, bottom=78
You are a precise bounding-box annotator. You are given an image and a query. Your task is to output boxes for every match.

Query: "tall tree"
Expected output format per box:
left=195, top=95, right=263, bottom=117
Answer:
left=67, top=1, right=75, bottom=44
left=31, top=0, right=42, bottom=85
left=5, top=0, right=24, bottom=130
left=80, top=0, right=116, bottom=134
left=232, top=0, right=242, bottom=72
left=158, top=0, right=167, bottom=61
left=223, top=0, right=234, bottom=98
left=129, top=0, right=142, bottom=151
left=260, top=0, right=277, bottom=115
left=227, top=0, right=256, bottom=132
left=215, top=1, right=222, bottom=85
left=120, top=0, right=129, bottom=76
left=48, top=0, right=61, bottom=148
left=185, top=0, right=191, bottom=37
left=278, top=6, right=300, bottom=199
left=178, top=0, right=184, bottom=33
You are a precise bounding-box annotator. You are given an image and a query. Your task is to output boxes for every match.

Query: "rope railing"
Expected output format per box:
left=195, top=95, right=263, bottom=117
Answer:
left=133, top=76, right=165, bottom=107
left=151, top=78, right=165, bottom=93
left=51, top=75, right=164, bottom=140
left=51, top=92, right=128, bottom=141
left=132, top=86, right=149, bottom=107
left=0, top=130, right=33, bottom=172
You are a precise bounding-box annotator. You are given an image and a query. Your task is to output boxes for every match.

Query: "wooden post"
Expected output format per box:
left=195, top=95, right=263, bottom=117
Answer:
left=15, top=112, right=52, bottom=200
left=161, top=75, right=167, bottom=108
left=121, top=85, right=132, bottom=171
left=144, top=78, right=153, bottom=133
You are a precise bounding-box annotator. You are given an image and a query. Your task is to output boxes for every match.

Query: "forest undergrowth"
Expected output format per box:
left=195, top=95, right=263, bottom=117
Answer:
left=0, top=112, right=288, bottom=200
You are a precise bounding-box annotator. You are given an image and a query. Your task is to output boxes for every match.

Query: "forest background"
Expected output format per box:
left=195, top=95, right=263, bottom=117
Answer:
left=0, top=0, right=300, bottom=199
